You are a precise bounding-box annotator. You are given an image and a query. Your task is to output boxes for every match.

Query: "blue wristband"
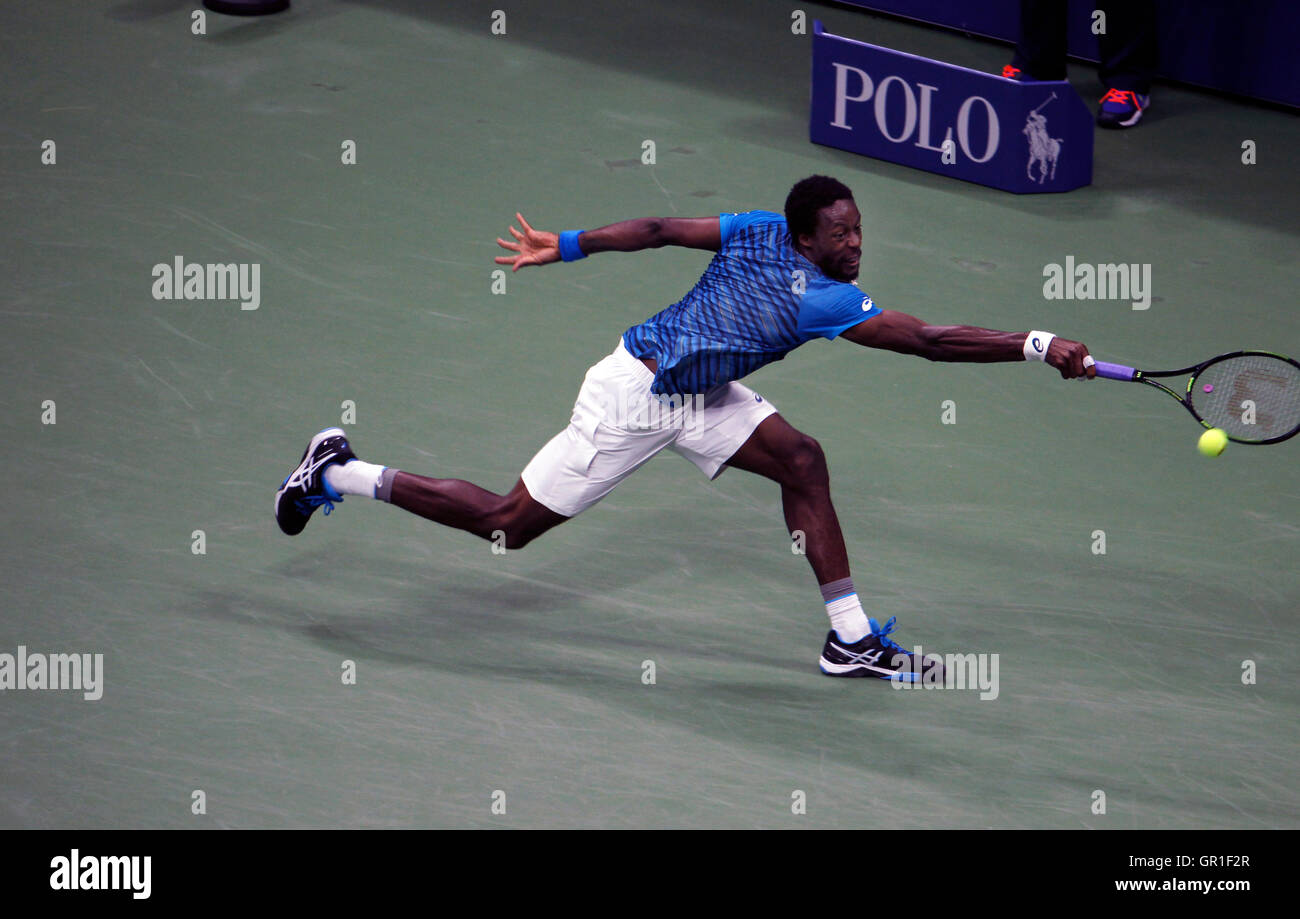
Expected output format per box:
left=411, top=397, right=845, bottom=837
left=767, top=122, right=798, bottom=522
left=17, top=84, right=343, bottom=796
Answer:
left=559, top=230, right=587, bottom=262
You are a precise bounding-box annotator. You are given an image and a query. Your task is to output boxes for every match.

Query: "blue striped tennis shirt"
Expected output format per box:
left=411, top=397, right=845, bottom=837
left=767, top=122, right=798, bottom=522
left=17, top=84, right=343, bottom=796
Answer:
left=621, top=210, right=881, bottom=395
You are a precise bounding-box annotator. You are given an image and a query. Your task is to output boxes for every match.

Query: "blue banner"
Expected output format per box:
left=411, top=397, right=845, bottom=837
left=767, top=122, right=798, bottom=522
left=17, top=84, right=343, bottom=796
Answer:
left=810, top=21, right=1093, bottom=194
left=838, top=0, right=1300, bottom=109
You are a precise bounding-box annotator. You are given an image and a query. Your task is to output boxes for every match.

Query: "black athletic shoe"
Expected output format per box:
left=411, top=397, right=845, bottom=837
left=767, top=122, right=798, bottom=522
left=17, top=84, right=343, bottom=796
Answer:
left=818, top=616, right=942, bottom=682
left=274, top=427, right=356, bottom=535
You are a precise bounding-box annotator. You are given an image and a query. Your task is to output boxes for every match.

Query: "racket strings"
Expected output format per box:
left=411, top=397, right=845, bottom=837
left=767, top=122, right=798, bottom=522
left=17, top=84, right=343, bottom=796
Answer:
left=1190, top=355, right=1300, bottom=442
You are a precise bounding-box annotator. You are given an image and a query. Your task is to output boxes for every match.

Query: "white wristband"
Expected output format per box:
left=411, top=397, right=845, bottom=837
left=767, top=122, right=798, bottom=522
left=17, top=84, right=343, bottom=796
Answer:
left=1024, top=331, right=1055, bottom=362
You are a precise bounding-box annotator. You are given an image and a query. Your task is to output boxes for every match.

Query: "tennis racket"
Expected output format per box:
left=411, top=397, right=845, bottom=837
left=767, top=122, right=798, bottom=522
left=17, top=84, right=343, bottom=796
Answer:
left=1088, top=350, right=1300, bottom=445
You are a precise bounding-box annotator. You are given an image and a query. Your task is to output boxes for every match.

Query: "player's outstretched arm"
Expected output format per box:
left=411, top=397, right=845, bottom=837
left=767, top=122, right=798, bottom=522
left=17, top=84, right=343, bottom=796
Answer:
left=578, top=217, right=721, bottom=254
left=842, top=309, right=1095, bottom=379
left=495, top=214, right=720, bottom=270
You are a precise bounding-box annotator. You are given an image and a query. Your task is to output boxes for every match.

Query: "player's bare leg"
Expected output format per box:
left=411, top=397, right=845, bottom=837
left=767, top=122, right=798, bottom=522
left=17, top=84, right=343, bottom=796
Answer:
left=723, top=413, right=850, bottom=584
left=389, top=474, right=567, bottom=549
left=274, top=427, right=566, bottom=548
left=724, top=413, right=934, bottom=679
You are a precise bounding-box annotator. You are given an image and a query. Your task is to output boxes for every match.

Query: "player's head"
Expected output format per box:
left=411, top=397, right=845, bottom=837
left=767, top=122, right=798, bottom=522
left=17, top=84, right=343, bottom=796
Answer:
left=785, top=175, right=861, bottom=282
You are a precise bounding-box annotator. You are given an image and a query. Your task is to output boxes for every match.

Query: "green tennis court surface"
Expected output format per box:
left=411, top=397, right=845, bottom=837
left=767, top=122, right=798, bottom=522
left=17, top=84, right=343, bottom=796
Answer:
left=2, top=0, right=1297, bottom=828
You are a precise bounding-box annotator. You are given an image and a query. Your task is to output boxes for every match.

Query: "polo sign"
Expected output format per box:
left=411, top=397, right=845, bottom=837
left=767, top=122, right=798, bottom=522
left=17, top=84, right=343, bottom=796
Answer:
left=809, top=21, right=1092, bottom=194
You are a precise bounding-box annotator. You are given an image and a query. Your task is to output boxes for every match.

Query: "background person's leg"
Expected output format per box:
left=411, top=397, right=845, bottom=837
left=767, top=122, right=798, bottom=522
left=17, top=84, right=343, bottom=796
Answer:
left=1097, top=0, right=1158, bottom=94
left=1011, top=0, right=1068, bottom=80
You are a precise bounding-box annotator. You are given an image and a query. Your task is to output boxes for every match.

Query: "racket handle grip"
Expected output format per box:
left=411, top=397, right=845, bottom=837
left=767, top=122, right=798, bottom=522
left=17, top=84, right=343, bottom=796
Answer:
left=1093, top=361, right=1137, bottom=381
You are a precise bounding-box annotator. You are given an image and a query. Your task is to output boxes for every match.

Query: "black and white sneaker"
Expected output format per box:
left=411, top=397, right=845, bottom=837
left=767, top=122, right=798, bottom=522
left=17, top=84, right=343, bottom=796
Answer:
left=274, top=427, right=356, bottom=535
left=819, top=616, right=942, bottom=682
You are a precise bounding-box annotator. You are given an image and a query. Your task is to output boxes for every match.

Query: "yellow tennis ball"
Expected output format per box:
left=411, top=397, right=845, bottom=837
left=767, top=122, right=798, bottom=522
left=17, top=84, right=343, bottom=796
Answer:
left=1198, top=428, right=1228, bottom=457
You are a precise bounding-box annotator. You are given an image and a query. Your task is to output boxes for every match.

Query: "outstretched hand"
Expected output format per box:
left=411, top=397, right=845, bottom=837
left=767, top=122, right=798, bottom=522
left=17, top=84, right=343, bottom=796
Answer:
left=1047, top=337, right=1096, bottom=379
left=494, top=213, right=560, bottom=272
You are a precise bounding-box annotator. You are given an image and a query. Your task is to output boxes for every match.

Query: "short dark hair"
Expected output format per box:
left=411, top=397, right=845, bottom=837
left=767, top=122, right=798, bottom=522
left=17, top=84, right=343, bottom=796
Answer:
left=784, top=175, right=854, bottom=241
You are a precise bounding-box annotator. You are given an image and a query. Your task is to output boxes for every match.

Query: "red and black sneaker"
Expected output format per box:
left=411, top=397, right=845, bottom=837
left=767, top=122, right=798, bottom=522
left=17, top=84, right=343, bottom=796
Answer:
left=1097, top=88, right=1150, bottom=128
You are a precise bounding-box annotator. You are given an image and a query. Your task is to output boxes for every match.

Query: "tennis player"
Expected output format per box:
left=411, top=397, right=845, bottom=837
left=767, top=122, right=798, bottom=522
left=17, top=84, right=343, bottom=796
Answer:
left=275, top=175, right=1095, bottom=681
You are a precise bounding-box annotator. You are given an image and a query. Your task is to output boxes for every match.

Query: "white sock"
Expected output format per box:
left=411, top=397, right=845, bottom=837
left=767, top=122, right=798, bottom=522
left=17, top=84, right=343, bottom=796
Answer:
left=324, top=459, right=387, bottom=498
left=826, top=593, right=869, bottom=643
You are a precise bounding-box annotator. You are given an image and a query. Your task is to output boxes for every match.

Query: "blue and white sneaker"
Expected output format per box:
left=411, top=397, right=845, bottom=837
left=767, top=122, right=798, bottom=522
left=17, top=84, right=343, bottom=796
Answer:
left=274, top=427, right=356, bottom=535
left=1097, top=88, right=1150, bottom=128
left=819, top=616, right=941, bottom=682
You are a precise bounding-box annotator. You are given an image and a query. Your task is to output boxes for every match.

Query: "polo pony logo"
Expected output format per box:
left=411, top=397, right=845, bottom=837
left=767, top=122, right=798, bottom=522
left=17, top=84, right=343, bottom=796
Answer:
left=1024, top=92, right=1063, bottom=184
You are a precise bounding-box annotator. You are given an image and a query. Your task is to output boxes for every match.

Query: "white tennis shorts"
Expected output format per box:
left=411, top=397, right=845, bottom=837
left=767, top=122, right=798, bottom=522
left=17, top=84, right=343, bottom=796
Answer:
left=521, top=338, right=779, bottom=517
